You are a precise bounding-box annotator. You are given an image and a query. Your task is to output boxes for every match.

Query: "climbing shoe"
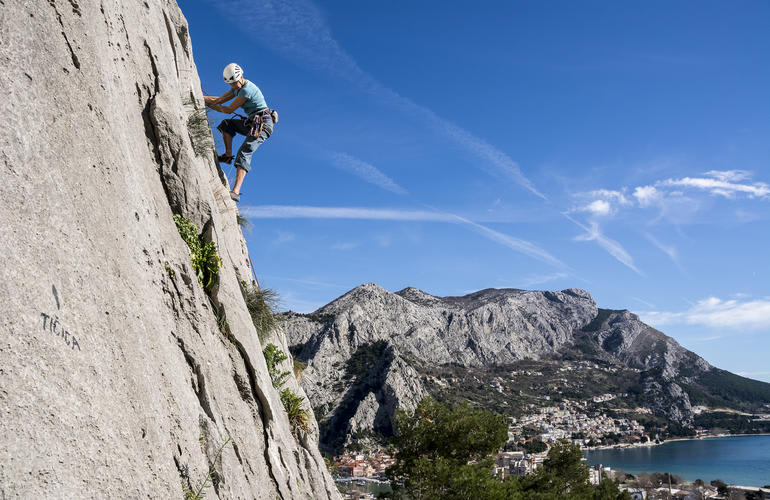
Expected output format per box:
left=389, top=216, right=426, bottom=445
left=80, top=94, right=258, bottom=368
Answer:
left=218, top=153, right=234, bottom=164
left=229, top=191, right=240, bottom=202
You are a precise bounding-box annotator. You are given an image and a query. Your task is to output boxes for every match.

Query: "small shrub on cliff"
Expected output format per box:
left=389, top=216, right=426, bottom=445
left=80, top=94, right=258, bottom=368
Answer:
left=280, top=387, right=310, bottom=435
left=263, top=343, right=310, bottom=436
left=241, top=281, right=279, bottom=343
left=264, top=343, right=290, bottom=389
left=173, top=215, right=222, bottom=291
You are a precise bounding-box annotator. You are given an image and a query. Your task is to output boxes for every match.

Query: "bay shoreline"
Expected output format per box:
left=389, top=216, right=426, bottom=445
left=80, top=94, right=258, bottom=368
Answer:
left=583, top=432, right=770, bottom=452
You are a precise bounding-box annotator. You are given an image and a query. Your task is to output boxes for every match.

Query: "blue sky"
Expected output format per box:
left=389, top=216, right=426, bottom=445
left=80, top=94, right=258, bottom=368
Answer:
left=181, top=1, right=770, bottom=382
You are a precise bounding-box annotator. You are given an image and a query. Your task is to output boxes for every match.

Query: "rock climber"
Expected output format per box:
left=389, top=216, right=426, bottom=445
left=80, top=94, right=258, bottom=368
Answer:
left=204, top=63, right=275, bottom=202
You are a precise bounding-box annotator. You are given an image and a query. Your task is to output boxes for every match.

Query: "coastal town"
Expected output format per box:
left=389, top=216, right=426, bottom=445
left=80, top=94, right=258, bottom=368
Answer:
left=509, top=398, right=648, bottom=446
left=332, top=399, right=770, bottom=499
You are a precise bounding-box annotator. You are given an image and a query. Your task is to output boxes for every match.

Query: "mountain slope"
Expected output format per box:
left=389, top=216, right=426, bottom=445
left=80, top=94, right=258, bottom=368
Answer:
left=284, top=284, right=770, bottom=453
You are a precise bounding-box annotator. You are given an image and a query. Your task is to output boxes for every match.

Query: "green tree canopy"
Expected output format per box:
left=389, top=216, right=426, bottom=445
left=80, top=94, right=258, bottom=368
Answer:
left=386, top=399, right=630, bottom=500
left=387, top=398, right=510, bottom=499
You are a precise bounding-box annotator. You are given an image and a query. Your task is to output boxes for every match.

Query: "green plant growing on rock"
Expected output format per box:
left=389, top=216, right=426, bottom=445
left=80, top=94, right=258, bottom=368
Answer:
left=263, top=343, right=310, bottom=436
left=241, top=281, right=280, bottom=343
left=182, top=436, right=231, bottom=500
left=280, top=387, right=310, bottom=435
left=264, top=343, right=290, bottom=389
left=174, top=215, right=222, bottom=291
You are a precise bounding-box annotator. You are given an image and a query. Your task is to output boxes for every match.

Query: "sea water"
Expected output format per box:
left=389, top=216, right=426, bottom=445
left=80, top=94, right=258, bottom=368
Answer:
left=583, top=435, right=770, bottom=487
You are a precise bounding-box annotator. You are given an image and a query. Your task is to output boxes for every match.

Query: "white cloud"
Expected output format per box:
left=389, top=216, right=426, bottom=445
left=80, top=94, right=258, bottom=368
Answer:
left=565, top=215, right=642, bottom=275
left=704, top=170, right=751, bottom=182
left=330, top=152, right=407, bottom=195
left=580, top=200, right=612, bottom=216
left=571, top=189, right=632, bottom=217
left=659, top=171, right=770, bottom=199
left=633, top=185, right=662, bottom=207
left=217, top=0, right=544, bottom=199
left=588, top=189, right=632, bottom=206
left=242, top=205, right=565, bottom=267
left=640, top=296, right=770, bottom=331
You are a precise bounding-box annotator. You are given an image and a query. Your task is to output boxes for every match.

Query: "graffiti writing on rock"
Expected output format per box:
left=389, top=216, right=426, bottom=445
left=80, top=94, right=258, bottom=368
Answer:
left=40, top=313, right=81, bottom=351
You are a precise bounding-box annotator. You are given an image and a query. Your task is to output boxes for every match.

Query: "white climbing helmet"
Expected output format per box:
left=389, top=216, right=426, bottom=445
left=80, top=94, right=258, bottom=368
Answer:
left=223, top=63, right=243, bottom=83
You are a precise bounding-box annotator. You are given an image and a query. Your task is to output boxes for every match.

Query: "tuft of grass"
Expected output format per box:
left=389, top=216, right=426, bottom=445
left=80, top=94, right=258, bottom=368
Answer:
left=182, top=436, right=231, bottom=500
left=186, top=104, right=215, bottom=157
left=293, top=359, right=307, bottom=378
left=236, top=213, right=251, bottom=232
left=240, top=281, right=280, bottom=343
left=174, top=215, right=222, bottom=291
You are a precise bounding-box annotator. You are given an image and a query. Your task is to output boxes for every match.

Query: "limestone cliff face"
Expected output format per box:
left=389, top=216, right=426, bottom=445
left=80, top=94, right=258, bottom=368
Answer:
left=285, top=284, right=721, bottom=451
left=0, top=1, right=339, bottom=498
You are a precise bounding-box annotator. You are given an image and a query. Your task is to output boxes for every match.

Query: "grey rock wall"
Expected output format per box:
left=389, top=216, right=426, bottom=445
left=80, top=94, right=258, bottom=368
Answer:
left=0, top=0, right=339, bottom=498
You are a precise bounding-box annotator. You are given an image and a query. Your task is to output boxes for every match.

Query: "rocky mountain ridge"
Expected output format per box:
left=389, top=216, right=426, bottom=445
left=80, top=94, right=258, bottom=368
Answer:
left=284, top=283, right=769, bottom=453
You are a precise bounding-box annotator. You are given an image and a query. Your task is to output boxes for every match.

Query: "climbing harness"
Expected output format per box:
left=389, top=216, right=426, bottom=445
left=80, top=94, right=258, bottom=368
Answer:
left=244, top=108, right=278, bottom=139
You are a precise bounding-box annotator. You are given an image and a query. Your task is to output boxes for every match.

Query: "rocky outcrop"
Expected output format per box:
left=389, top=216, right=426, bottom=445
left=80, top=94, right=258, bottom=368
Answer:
left=0, top=1, right=338, bottom=498
left=582, top=309, right=711, bottom=421
left=285, top=284, right=724, bottom=450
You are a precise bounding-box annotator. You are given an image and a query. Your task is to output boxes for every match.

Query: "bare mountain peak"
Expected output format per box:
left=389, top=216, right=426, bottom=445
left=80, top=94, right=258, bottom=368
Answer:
left=395, top=287, right=441, bottom=307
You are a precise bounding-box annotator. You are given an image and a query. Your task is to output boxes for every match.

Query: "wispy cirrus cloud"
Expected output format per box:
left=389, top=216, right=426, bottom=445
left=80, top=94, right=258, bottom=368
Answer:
left=330, top=152, right=407, bottom=195
left=214, top=0, right=543, bottom=199
left=564, top=214, right=642, bottom=275
left=658, top=170, right=770, bottom=199
left=644, top=232, right=683, bottom=271
left=639, top=296, right=770, bottom=331
left=242, top=205, right=460, bottom=221
left=519, top=272, right=570, bottom=287
left=241, top=204, right=565, bottom=267
left=260, top=274, right=349, bottom=289
left=449, top=214, right=565, bottom=268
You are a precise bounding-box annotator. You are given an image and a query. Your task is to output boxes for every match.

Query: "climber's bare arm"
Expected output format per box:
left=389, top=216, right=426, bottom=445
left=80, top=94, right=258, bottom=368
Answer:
left=204, top=90, right=233, bottom=105
left=205, top=92, right=247, bottom=114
